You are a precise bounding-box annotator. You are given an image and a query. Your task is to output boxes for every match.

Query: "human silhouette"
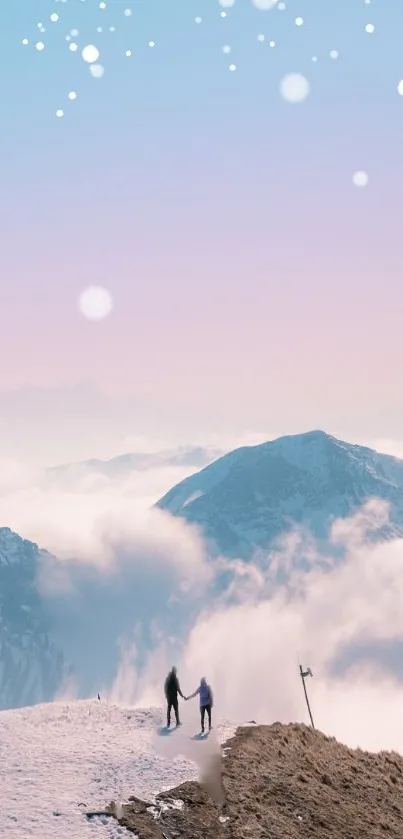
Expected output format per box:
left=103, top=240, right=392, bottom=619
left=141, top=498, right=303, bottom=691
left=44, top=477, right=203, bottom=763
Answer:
left=164, top=666, right=185, bottom=727
left=186, top=677, right=213, bottom=732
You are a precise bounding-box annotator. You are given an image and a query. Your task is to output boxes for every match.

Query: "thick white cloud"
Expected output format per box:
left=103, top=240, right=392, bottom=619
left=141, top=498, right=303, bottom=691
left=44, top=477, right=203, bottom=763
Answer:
left=3, top=446, right=403, bottom=754
left=0, top=454, right=213, bottom=698
left=129, top=502, right=403, bottom=753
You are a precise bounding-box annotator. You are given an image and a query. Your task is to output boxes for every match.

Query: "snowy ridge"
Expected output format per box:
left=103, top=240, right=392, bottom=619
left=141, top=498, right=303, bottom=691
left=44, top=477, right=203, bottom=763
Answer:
left=156, top=430, right=403, bottom=557
left=0, top=699, right=237, bottom=839
left=0, top=528, right=68, bottom=711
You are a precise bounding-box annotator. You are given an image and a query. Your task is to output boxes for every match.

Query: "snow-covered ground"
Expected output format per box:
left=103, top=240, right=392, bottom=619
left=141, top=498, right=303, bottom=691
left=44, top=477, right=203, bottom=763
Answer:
left=0, top=699, right=237, bottom=839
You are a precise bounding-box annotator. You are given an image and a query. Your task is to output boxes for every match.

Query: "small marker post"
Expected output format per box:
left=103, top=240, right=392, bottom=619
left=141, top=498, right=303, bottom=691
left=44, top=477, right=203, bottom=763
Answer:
left=299, top=665, right=315, bottom=728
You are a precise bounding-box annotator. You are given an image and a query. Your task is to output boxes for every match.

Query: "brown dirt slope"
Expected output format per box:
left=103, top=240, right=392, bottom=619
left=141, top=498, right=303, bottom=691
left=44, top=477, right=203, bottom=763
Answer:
left=106, top=722, right=403, bottom=839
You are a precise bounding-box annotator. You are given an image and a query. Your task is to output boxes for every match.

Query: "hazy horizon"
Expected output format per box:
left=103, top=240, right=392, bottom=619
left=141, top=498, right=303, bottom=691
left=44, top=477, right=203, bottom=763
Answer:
left=1, top=381, right=403, bottom=467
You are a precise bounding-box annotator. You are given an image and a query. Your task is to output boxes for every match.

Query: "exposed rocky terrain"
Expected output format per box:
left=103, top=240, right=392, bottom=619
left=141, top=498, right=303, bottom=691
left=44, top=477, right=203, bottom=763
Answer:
left=106, top=722, right=403, bottom=838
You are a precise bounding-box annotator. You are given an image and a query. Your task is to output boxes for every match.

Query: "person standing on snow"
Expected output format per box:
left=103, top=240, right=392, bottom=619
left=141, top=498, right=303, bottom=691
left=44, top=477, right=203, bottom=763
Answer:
left=164, top=666, right=185, bottom=728
left=186, top=677, right=213, bottom=733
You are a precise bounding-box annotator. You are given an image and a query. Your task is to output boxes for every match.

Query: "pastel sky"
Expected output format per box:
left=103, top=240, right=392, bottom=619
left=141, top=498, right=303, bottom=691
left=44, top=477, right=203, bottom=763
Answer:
left=2, top=0, right=403, bottom=463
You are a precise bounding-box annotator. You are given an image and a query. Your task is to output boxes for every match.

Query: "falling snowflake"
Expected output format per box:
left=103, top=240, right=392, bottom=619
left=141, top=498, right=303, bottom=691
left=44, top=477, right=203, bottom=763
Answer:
left=251, top=0, right=279, bottom=9
left=279, top=73, right=310, bottom=103
left=295, top=17, right=303, bottom=26
left=352, top=170, right=369, bottom=187
left=90, top=64, right=105, bottom=77
left=365, top=23, right=375, bottom=33
left=82, top=44, right=100, bottom=63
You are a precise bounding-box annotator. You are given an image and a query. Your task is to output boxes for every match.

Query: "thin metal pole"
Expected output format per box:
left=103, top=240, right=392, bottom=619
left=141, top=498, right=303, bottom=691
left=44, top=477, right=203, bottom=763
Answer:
left=299, top=665, right=315, bottom=729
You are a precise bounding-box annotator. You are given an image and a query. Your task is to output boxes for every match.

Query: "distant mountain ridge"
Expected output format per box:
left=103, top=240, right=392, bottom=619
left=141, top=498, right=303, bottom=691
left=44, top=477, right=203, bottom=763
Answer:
left=156, top=430, right=403, bottom=557
left=45, top=445, right=222, bottom=482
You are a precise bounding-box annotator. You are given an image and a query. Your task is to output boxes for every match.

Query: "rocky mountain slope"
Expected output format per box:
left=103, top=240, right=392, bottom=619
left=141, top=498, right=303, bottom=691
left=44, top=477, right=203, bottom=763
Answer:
left=0, top=528, right=69, bottom=710
left=107, top=722, right=403, bottom=838
left=156, top=430, right=403, bottom=557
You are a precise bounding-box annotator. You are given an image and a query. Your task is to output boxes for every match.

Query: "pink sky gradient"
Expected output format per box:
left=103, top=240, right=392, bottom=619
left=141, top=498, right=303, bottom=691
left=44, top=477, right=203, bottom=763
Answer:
left=2, top=0, right=403, bottom=462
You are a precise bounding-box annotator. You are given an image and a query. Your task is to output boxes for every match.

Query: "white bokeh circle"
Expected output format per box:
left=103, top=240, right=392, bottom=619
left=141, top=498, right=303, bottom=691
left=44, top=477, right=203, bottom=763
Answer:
left=352, top=170, right=369, bottom=188
left=78, top=286, right=114, bottom=321
left=251, top=0, right=278, bottom=8
left=279, top=73, right=310, bottom=103
left=82, top=45, right=100, bottom=63
left=90, top=64, right=105, bottom=78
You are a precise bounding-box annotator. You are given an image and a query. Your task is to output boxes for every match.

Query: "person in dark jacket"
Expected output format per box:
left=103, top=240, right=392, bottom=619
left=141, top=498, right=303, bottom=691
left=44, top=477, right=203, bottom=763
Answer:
left=164, top=666, right=185, bottom=727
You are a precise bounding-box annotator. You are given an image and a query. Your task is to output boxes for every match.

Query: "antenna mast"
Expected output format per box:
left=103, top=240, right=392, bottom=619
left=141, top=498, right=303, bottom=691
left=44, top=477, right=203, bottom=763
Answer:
left=299, top=664, right=315, bottom=729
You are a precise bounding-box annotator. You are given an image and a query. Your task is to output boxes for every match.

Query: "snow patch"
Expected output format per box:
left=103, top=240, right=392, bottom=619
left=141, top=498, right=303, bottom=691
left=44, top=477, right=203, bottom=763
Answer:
left=182, top=491, right=205, bottom=508
left=0, top=699, right=237, bottom=839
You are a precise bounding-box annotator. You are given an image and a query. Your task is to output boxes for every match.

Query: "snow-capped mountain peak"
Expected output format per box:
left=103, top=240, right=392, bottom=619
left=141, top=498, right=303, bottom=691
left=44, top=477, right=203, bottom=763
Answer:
left=0, top=527, right=38, bottom=566
left=156, top=430, right=403, bottom=557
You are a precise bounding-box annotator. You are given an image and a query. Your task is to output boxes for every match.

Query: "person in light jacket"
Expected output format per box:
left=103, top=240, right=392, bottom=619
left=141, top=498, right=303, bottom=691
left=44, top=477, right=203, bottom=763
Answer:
left=186, top=677, right=213, bottom=732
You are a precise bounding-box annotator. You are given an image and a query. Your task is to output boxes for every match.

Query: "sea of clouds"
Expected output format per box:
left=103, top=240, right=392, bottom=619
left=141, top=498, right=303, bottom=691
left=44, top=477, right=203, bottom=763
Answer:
left=1, top=438, right=403, bottom=754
